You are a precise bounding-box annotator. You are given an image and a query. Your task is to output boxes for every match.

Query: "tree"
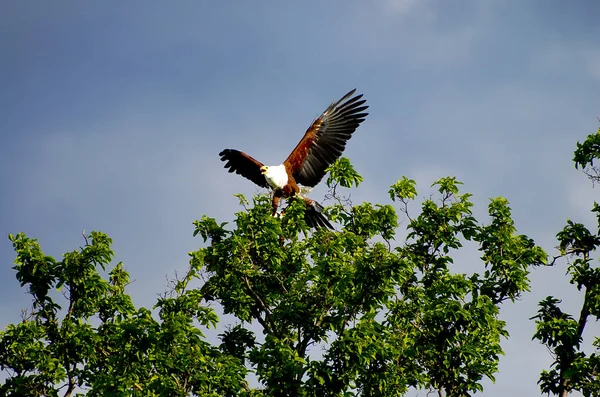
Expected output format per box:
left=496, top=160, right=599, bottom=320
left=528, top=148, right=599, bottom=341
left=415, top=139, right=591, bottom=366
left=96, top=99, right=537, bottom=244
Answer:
left=1, top=158, right=548, bottom=396
left=193, top=160, right=546, bottom=396
left=0, top=232, right=250, bottom=396
left=532, top=126, right=600, bottom=397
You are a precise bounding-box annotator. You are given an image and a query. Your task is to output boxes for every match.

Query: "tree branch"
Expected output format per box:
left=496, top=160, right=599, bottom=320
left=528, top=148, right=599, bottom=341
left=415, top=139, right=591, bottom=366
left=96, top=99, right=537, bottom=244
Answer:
left=243, top=275, right=274, bottom=334
left=62, top=362, right=75, bottom=397
left=559, top=253, right=594, bottom=397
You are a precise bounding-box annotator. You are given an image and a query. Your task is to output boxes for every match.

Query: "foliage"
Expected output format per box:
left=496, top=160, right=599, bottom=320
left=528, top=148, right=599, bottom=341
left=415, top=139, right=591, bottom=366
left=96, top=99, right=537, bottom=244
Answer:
left=192, top=159, right=546, bottom=396
left=0, top=232, right=249, bottom=396
left=574, top=126, right=600, bottom=184
left=532, top=126, right=600, bottom=397
left=1, top=156, right=551, bottom=396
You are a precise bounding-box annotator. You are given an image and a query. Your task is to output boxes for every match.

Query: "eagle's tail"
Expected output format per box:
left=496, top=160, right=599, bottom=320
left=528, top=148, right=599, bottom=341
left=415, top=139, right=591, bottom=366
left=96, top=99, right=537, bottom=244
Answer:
left=302, top=197, right=333, bottom=229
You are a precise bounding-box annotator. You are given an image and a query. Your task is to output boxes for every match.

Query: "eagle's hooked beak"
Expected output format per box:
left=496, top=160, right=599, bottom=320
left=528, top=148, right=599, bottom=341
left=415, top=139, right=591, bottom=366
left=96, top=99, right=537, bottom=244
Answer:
left=260, top=166, right=268, bottom=174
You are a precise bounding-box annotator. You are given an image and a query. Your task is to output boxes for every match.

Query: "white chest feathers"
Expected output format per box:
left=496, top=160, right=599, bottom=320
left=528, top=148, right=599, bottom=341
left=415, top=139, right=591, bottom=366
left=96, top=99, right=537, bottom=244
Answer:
left=263, top=164, right=288, bottom=189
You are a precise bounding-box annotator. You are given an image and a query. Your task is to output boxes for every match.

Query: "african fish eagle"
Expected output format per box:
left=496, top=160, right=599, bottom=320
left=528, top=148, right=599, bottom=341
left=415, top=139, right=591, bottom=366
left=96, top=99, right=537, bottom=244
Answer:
left=219, top=89, right=368, bottom=228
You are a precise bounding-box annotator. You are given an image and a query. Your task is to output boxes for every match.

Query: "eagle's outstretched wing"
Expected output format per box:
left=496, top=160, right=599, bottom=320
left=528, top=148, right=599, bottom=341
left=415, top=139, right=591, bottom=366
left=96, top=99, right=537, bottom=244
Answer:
left=219, top=149, right=269, bottom=189
left=284, top=89, right=368, bottom=187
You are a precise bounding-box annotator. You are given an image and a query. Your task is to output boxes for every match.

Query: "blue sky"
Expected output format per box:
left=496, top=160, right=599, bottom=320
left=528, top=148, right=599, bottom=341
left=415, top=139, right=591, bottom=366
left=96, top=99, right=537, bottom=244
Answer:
left=1, top=1, right=600, bottom=395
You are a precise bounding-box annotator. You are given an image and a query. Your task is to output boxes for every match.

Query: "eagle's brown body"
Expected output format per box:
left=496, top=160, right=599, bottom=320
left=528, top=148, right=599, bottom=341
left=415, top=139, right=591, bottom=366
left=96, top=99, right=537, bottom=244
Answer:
left=219, top=89, right=368, bottom=228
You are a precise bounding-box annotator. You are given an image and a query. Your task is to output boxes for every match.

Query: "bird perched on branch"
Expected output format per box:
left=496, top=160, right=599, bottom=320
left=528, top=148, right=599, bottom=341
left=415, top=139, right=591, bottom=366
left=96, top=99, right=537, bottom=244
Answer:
left=219, top=89, right=368, bottom=229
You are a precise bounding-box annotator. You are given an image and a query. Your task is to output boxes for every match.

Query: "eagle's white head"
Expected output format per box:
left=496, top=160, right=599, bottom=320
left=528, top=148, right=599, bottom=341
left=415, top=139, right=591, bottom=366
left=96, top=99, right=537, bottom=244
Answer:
left=260, top=164, right=288, bottom=190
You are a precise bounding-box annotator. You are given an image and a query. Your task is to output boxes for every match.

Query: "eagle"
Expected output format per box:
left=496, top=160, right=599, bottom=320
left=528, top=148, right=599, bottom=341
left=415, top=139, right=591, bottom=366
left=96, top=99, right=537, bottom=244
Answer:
left=219, top=89, right=368, bottom=228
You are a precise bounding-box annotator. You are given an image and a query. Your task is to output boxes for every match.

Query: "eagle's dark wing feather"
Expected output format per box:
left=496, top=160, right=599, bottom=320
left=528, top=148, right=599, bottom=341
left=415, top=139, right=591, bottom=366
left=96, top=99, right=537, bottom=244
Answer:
left=284, top=89, right=368, bottom=187
left=303, top=198, right=333, bottom=229
left=219, top=149, right=269, bottom=189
